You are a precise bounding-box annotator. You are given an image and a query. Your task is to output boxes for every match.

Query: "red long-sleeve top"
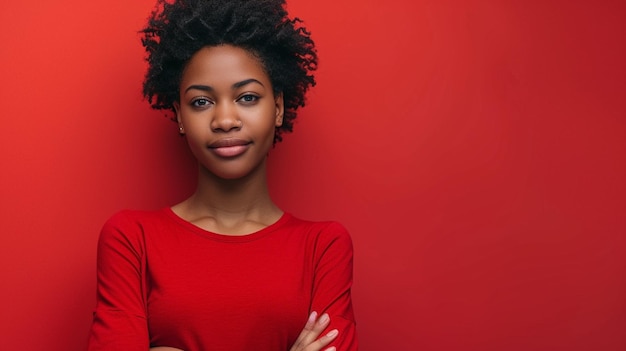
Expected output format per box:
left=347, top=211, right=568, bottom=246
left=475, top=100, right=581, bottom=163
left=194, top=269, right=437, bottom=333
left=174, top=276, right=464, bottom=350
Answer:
left=87, top=208, right=357, bottom=350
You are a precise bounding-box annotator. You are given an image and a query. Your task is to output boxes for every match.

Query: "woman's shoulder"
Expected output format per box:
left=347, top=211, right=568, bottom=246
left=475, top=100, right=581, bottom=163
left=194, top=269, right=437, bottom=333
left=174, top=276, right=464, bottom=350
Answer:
left=283, top=215, right=354, bottom=268
left=103, top=208, right=170, bottom=227
left=99, top=208, right=173, bottom=243
left=284, top=214, right=347, bottom=231
left=283, top=214, right=353, bottom=245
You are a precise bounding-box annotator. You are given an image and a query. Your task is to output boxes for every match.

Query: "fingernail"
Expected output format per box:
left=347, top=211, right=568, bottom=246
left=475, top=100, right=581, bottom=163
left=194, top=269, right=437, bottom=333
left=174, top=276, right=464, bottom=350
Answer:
left=326, top=347, right=337, bottom=351
left=326, top=329, right=338, bottom=338
left=308, top=311, right=317, bottom=323
left=319, top=313, right=330, bottom=324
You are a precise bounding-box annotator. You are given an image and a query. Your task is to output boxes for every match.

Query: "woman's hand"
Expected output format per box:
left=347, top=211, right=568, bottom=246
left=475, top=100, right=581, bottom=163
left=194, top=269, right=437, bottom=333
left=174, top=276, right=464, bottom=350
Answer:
left=290, top=311, right=339, bottom=351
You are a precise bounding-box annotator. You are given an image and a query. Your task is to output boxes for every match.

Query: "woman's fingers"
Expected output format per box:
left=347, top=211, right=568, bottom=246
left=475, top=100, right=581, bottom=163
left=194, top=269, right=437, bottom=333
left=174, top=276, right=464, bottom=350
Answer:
left=290, top=312, right=339, bottom=351
left=307, top=328, right=339, bottom=351
left=305, top=311, right=320, bottom=332
left=291, top=311, right=320, bottom=350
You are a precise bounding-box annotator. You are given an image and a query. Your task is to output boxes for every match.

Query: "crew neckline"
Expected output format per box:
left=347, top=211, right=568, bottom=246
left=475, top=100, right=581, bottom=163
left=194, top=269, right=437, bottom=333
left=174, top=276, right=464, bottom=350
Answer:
left=162, top=207, right=291, bottom=243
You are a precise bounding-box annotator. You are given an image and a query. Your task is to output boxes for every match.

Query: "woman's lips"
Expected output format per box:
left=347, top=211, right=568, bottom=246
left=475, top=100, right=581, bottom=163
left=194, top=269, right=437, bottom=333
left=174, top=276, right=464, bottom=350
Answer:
left=208, top=138, right=250, bottom=158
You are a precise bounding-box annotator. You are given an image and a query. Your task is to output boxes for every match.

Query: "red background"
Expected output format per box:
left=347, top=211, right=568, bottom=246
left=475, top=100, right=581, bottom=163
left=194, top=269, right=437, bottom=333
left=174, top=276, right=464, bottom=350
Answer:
left=1, top=1, right=625, bottom=350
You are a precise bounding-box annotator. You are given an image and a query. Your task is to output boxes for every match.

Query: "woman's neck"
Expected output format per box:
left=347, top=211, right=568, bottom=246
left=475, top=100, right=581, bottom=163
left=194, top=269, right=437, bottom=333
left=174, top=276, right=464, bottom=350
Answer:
left=171, top=161, right=283, bottom=235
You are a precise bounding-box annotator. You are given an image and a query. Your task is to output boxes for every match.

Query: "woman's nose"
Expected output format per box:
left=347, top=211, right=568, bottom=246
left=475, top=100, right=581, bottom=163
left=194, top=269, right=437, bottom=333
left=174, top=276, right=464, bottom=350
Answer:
left=211, top=101, right=242, bottom=132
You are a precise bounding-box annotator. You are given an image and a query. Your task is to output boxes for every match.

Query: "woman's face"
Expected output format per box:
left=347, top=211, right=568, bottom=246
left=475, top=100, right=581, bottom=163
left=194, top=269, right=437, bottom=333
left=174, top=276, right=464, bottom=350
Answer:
left=175, top=45, right=284, bottom=180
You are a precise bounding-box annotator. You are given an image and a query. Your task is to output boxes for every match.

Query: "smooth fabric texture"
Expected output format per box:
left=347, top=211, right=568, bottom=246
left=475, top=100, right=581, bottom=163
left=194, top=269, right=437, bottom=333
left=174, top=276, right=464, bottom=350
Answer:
left=87, top=208, right=357, bottom=351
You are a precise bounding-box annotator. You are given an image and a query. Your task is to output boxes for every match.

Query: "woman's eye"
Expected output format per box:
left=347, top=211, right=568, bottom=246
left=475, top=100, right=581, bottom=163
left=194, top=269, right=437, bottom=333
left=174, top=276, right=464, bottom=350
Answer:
left=238, top=94, right=259, bottom=104
left=191, top=98, right=211, bottom=107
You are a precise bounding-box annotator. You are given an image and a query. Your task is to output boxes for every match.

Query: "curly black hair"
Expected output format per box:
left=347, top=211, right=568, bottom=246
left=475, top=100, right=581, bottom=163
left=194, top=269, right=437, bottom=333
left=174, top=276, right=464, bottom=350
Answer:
left=140, top=0, right=318, bottom=143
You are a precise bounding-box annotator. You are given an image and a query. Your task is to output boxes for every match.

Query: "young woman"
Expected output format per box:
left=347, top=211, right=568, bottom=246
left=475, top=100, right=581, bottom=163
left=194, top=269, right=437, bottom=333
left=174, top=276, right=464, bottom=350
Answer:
left=87, top=0, right=357, bottom=350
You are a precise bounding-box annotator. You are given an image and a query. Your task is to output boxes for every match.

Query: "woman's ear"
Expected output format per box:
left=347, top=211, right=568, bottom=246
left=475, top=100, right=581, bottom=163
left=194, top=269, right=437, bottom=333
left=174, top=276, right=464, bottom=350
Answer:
left=274, top=93, right=284, bottom=127
left=174, top=101, right=185, bottom=134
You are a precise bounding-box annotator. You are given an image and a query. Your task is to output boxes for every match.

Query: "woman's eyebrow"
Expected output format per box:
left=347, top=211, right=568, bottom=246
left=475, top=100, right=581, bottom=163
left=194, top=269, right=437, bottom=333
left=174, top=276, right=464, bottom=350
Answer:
left=232, top=78, right=264, bottom=89
left=184, top=79, right=264, bottom=93
left=185, top=84, right=213, bottom=93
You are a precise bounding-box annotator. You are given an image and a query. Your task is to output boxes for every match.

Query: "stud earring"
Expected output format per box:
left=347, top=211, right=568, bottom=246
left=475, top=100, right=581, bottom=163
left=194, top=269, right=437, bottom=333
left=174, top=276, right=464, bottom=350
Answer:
left=179, top=126, right=184, bottom=134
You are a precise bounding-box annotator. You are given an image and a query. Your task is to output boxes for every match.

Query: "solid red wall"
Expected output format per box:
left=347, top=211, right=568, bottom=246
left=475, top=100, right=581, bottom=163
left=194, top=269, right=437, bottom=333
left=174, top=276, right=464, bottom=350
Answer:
left=1, top=1, right=624, bottom=350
